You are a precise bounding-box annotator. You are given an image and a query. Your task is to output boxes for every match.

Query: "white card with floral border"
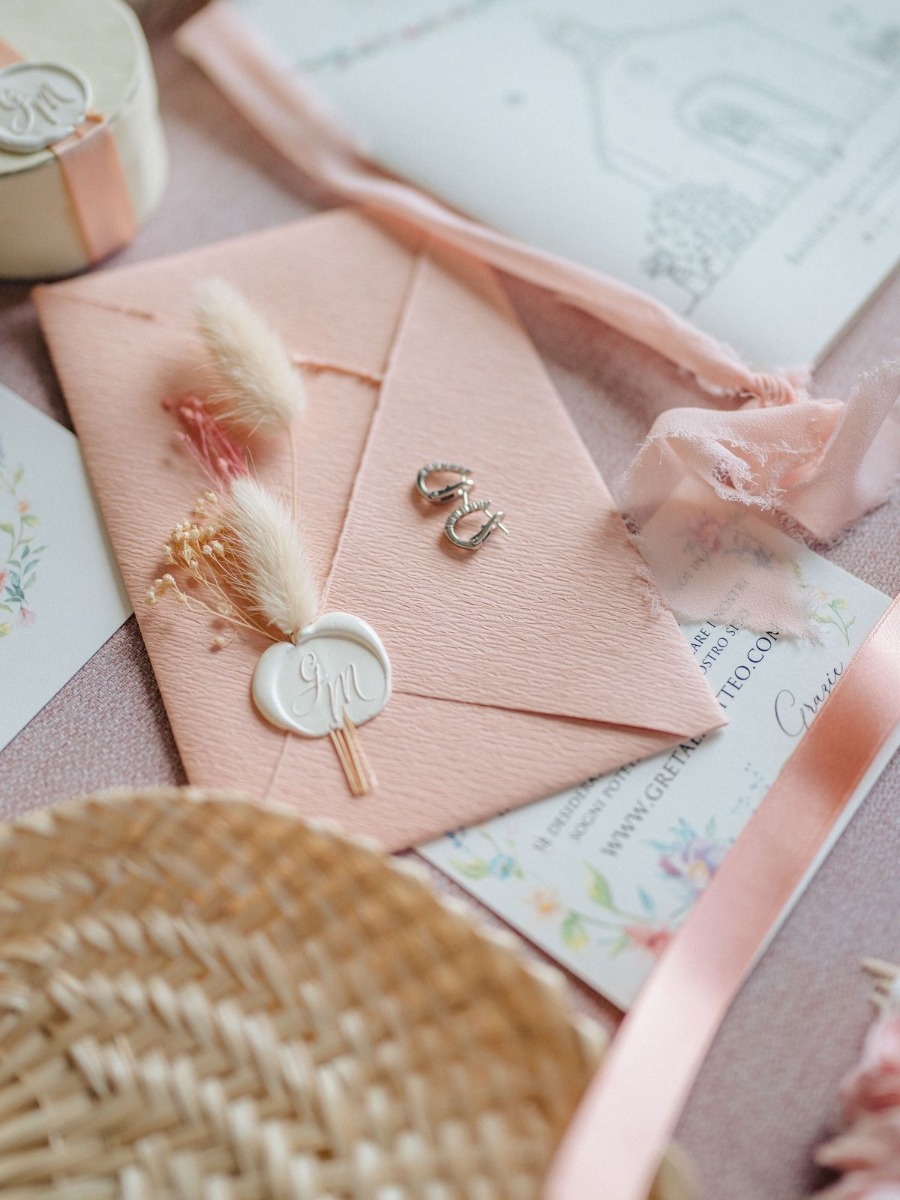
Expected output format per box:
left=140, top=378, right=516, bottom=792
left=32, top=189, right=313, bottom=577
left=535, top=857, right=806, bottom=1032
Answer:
left=0, top=383, right=131, bottom=752
left=420, top=515, right=898, bottom=1011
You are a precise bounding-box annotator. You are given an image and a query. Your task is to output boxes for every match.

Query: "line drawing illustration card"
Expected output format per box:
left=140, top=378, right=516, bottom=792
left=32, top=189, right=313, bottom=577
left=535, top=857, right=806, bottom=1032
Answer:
left=0, top=384, right=131, bottom=752
left=216, top=0, right=900, bottom=367
left=421, top=520, right=895, bottom=1011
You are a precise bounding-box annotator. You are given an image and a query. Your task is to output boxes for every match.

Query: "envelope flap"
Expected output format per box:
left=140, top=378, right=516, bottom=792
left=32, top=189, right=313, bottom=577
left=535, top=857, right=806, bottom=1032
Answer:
left=44, top=209, right=424, bottom=380
left=326, top=246, right=723, bottom=736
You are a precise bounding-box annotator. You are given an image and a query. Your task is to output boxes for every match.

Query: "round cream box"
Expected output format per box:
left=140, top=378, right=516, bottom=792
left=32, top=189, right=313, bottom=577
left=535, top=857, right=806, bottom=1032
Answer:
left=0, top=0, right=167, bottom=279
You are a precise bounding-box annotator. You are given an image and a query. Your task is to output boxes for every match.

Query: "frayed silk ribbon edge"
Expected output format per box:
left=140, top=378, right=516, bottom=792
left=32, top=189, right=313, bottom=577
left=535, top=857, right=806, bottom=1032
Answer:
left=543, top=590, right=900, bottom=1200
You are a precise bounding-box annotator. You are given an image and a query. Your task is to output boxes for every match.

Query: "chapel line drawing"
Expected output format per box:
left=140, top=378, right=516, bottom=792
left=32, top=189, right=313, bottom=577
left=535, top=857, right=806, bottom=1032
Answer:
left=544, top=8, right=900, bottom=310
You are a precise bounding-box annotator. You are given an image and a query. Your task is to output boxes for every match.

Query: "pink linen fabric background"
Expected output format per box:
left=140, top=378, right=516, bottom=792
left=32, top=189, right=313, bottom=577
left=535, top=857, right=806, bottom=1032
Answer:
left=1, top=10, right=900, bottom=1199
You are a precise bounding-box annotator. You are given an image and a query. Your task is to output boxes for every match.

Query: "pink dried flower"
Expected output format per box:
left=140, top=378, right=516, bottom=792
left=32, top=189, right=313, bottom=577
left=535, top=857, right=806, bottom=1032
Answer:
left=163, top=394, right=248, bottom=488
left=842, top=1005, right=900, bottom=1122
left=813, top=1109, right=900, bottom=1198
left=812, top=980, right=900, bottom=1198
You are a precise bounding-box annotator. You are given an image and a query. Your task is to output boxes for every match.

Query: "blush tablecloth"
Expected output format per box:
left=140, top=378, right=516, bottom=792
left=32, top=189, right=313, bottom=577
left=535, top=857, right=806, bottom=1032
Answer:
left=1, top=8, right=899, bottom=1198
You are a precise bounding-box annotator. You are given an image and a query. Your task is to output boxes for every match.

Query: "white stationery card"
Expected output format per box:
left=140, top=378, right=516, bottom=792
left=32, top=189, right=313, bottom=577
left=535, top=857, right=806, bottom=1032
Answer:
left=219, top=0, right=900, bottom=368
left=421, top=523, right=892, bottom=1011
left=0, top=384, right=131, bottom=751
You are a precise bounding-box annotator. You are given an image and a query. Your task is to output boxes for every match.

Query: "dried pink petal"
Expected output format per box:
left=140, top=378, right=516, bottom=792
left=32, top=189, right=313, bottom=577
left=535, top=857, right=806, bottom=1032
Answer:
left=163, top=394, right=248, bottom=488
left=843, top=1012, right=900, bottom=1122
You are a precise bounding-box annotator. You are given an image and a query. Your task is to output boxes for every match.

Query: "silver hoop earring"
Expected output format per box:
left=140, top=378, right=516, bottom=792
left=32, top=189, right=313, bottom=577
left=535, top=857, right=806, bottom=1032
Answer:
left=444, top=497, right=508, bottom=550
left=415, top=462, right=475, bottom=505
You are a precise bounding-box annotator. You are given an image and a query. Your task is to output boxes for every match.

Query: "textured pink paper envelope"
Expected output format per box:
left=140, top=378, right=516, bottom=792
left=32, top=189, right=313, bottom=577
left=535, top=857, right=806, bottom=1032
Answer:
left=34, top=208, right=724, bottom=849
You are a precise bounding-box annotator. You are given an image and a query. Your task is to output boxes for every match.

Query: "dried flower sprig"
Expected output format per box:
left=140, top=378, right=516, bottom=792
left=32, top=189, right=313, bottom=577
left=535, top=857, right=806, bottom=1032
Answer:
left=147, top=474, right=322, bottom=650
left=150, top=303, right=386, bottom=797
left=146, top=493, right=279, bottom=646
left=809, top=963, right=900, bottom=1199
left=193, top=278, right=306, bottom=435
left=225, top=477, right=321, bottom=642
left=163, top=394, right=248, bottom=488
left=194, top=277, right=306, bottom=517
left=147, top=479, right=377, bottom=793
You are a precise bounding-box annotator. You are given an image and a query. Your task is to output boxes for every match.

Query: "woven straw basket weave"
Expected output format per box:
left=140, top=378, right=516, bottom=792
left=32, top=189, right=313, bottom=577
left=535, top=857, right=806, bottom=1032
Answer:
left=0, top=788, right=693, bottom=1200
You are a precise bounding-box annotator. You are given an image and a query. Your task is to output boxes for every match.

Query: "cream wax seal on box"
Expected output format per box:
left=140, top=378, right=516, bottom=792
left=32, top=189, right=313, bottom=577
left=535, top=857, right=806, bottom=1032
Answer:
left=0, top=0, right=167, bottom=279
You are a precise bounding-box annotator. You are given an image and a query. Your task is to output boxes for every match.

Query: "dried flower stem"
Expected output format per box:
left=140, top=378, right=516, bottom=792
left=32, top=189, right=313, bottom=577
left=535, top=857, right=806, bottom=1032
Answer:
left=163, top=395, right=248, bottom=489
left=194, top=279, right=306, bottom=517
left=146, top=496, right=280, bottom=646
left=290, top=440, right=298, bottom=524
left=153, top=575, right=275, bottom=641
left=193, top=279, right=306, bottom=434
left=152, top=326, right=380, bottom=797
left=225, top=478, right=320, bottom=641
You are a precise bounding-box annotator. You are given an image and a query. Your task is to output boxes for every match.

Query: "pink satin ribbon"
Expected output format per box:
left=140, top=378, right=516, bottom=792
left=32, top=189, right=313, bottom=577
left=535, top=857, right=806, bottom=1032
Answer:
left=543, top=592, right=900, bottom=1200
left=0, top=39, right=136, bottom=265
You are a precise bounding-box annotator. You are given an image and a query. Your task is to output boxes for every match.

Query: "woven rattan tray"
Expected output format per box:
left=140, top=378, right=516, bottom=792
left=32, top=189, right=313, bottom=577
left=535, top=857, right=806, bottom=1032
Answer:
left=0, top=788, right=693, bottom=1199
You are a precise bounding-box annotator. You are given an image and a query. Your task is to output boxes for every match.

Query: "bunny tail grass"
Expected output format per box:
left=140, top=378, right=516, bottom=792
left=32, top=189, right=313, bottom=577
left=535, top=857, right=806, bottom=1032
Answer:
left=194, top=277, right=306, bottom=434
left=226, top=477, right=320, bottom=639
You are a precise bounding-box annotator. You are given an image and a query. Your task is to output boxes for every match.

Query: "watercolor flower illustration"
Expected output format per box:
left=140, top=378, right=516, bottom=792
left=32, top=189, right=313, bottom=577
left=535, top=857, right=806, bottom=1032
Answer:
left=448, top=829, right=524, bottom=882
left=793, top=563, right=856, bottom=646
left=622, top=924, right=674, bottom=955
left=0, top=447, right=44, bottom=640
left=554, top=868, right=676, bottom=960
left=651, top=818, right=729, bottom=907
left=528, top=887, right=563, bottom=918
left=447, top=828, right=678, bottom=962
left=684, top=511, right=775, bottom=568
left=446, top=814, right=734, bottom=968
left=689, top=515, right=724, bottom=555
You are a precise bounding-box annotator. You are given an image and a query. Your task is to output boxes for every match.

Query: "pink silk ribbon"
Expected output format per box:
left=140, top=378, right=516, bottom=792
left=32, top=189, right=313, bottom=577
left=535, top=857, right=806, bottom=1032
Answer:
left=0, top=39, right=136, bottom=265
left=543, top=591, right=900, bottom=1200
left=177, top=5, right=900, bottom=551
left=177, top=6, right=793, bottom=402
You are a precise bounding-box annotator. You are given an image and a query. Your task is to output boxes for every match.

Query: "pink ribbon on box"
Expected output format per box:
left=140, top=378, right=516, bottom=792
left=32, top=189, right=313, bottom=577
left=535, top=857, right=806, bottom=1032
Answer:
left=0, top=38, right=136, bottom=266
left=543, top=591, right=900, bottom=1200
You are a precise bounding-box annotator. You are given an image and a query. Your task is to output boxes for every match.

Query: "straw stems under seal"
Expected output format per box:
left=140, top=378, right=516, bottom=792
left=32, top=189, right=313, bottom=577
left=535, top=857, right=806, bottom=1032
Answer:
left=329, top=716, right=377, bottom=797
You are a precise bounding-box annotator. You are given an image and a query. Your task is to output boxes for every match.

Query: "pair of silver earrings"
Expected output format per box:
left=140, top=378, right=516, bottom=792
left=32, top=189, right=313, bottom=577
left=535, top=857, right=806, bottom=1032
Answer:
left=415, top=462, right=509, bottom=551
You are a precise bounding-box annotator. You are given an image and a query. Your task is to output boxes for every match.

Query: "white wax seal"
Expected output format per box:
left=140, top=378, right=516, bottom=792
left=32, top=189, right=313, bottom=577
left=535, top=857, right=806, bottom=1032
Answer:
left=0, top=61, right=92, bottom=153
left=252, top=613, right=391, bottom=738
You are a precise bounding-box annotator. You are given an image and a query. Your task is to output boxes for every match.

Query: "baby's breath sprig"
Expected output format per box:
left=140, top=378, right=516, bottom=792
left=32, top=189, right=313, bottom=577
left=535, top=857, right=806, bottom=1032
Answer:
left=146, top=492, right=279, bottom=648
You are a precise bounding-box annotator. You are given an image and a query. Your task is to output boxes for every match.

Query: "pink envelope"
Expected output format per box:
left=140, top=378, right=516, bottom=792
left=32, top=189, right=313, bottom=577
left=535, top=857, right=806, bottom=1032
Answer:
left=35, top=209, right=724, bottom=850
